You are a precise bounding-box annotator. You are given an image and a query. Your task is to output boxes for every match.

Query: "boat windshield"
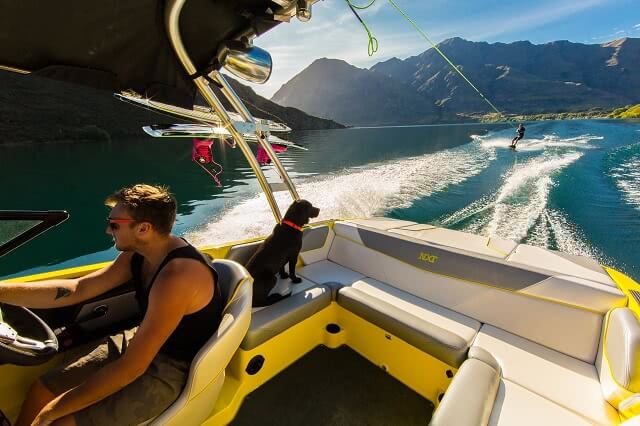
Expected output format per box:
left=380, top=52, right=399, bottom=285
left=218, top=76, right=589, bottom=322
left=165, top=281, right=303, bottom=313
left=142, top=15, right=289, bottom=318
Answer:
left=0, top=211, right=68, bottom=257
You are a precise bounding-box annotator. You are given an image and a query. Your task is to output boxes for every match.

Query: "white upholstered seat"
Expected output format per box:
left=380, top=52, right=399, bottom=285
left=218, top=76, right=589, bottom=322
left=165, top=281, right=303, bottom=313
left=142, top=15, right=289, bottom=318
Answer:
left=150, top=259, right=252, bottom=425
left=472, top=324, right=618, bottom=424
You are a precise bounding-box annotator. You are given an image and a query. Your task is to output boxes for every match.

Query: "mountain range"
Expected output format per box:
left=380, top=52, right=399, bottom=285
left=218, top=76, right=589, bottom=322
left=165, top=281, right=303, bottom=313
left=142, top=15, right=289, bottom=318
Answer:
left=272, top=37, right=640, bottom=126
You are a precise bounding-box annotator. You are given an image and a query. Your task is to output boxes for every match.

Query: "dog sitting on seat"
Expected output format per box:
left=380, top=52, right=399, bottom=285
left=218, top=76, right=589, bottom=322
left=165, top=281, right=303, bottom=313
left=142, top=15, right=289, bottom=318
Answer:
left=246, top=199, right=320, bottom=307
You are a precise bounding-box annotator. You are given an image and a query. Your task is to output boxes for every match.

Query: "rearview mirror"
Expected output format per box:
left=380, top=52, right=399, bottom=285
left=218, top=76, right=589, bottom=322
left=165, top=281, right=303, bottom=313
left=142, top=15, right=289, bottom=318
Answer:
left=217, top=41, right=272, bottom=84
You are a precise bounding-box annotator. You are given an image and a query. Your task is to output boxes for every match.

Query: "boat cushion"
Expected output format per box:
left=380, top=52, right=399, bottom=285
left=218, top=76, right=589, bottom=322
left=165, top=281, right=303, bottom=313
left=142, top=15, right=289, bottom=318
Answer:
left=299, top=226, right=334, bottom=265
left=227, top=240, right=262, bottom=266
left=329, top=221, right=622, bottom=363
left=471, top=324, right=619, bottom=425
left=337, top=278, right=481, bottom=367
left=430, top=358, right=500, bottom=426
left=346, top=217, right=417, bottom=231
left=507, top=244, right=617, bottom=286
left=488, top=378, right=596, bottom=426
left=240, top=284, right=331, bottom=350
left=517, top=275, right=626, bottom=314
left=297, top=260, right=365, bottom=286
left=597, top=308, right=640, bottom=408
left=432, top=358, right=603, bottom=426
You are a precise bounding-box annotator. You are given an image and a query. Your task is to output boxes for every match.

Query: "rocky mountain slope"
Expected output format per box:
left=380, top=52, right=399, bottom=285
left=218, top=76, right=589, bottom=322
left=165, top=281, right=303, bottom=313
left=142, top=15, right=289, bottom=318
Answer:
left=272, top=37, right=640, bottom=126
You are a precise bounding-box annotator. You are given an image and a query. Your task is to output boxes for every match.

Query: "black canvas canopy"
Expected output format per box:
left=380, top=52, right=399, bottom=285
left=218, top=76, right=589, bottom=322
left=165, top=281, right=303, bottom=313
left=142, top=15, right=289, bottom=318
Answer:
left=0, top=0, right=283, bottom=107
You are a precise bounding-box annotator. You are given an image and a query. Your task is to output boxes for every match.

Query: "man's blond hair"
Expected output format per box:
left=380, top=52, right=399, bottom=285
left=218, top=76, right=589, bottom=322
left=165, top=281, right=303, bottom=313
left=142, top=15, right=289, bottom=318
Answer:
left=105, top=184, right=176, bottom=234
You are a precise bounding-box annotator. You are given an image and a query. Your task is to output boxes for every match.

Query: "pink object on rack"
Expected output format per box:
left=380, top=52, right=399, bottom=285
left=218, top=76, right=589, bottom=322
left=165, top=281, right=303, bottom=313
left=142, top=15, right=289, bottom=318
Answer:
left=192, top=138, right=214, bottom=163
left=257, top=143, right=288, bottom=165
left=192, top=138, right=223, bottom=187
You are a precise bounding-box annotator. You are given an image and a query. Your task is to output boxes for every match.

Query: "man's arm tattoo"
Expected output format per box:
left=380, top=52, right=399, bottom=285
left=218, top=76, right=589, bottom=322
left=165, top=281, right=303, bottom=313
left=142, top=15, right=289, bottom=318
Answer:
left=55, top=287, right=72, bottom=300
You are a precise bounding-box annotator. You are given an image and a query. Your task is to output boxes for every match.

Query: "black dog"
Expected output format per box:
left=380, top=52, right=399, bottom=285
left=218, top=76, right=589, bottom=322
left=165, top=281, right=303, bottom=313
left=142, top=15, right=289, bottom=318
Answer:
left=246, top=199, right=320, bottom=307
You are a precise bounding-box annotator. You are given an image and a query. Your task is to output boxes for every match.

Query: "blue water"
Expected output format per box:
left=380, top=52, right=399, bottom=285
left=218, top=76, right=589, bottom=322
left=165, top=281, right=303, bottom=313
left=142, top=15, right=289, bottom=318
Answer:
left=1, top=120, right=639, bottom=282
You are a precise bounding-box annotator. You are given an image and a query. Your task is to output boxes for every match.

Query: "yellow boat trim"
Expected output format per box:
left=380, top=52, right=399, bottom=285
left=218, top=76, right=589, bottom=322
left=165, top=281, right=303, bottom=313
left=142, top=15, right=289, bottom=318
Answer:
left=4, top=262, right=112, bottom=283
left=606, top=267, right=640, bottom=315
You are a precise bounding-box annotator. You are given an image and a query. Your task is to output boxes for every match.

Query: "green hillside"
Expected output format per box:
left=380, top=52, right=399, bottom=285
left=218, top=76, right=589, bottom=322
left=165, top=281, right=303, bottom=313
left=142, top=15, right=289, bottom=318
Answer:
left=609, top=104, right=640, bottom=118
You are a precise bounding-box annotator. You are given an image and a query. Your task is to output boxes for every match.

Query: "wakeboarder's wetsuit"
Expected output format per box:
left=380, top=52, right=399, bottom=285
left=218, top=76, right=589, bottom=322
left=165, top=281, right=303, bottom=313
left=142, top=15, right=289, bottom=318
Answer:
left=511, top=125, right=525, bottom=147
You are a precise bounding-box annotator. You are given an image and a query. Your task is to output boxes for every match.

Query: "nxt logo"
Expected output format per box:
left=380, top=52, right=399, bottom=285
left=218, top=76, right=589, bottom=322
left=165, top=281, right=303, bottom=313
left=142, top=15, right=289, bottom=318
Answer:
left=418, top=252, right=439, bottom=264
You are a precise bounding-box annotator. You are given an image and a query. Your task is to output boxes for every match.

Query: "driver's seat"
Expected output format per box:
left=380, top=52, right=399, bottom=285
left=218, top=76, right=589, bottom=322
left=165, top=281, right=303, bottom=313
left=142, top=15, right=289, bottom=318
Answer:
left=149, top=259, right=253, bottom=425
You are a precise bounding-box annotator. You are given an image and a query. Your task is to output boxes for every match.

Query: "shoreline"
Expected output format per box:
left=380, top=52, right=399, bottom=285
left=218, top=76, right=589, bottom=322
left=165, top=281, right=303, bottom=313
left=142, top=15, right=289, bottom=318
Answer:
left=462, top=104, right=640, bottom=123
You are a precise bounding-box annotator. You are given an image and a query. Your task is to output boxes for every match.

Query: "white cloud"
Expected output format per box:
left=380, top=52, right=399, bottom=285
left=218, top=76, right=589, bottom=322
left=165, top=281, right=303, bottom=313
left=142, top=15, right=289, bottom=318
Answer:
left=468, top=0, right=609, bottom=40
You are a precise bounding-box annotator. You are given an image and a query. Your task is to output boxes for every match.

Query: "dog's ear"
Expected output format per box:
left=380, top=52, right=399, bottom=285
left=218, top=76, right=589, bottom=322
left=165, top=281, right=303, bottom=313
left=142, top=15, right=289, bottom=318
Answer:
left=308, top=202, right=320, bottom=219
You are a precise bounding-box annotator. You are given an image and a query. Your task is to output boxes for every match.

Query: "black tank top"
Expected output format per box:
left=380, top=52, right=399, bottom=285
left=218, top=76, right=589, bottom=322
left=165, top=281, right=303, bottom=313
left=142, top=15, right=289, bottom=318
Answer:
left=130, top=242, right=223, bottom=362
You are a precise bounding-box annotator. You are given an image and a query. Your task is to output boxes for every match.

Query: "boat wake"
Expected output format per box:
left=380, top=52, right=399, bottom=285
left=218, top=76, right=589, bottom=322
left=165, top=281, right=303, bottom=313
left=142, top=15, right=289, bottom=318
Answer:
left=186, top=141, right=495, bottom=245
left=187, top=128, right=608, bottom=264
left=440, top=131, right=609, bottom=259
left=607, top=142, right=640, bottom=211
left=443, top=152, right=582, bottom=240
left=475, top=133, right=602, bottom=152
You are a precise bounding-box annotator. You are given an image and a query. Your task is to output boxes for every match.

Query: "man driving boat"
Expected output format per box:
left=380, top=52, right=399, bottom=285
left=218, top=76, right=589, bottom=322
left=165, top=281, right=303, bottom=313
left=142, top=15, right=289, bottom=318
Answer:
left=0, top=184, right=223, bottom=426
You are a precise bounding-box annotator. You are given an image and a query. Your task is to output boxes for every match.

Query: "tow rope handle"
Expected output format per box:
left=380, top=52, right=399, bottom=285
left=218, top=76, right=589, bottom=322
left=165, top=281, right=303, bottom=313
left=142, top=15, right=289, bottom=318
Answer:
left=192, top=138, right=223, bottom=187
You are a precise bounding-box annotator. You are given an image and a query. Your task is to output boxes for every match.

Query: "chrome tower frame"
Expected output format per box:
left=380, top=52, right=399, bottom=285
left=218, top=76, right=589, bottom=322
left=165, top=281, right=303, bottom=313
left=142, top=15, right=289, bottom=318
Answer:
left=165, top=0, right=302, bottom=223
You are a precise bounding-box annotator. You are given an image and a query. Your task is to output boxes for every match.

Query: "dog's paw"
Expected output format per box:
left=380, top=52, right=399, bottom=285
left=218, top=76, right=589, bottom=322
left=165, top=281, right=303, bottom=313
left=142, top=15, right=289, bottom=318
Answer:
left=291, top=277, right=302, bottom=284
left=279, top=272, right=289, bottom=279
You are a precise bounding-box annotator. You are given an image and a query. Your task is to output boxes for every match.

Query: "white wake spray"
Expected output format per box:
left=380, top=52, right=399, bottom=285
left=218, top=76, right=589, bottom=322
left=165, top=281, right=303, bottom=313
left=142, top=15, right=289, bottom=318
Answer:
left=443, top=132, right=605, bottom=258
left=186, top=139, right=495, bottom=245
left=610, top=149, right=640, bottom=211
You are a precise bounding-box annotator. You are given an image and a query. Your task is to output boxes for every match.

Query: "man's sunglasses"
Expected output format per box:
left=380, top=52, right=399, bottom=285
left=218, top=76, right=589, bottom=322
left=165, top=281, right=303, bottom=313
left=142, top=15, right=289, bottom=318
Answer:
left=107, top=218, right=136, bottom=231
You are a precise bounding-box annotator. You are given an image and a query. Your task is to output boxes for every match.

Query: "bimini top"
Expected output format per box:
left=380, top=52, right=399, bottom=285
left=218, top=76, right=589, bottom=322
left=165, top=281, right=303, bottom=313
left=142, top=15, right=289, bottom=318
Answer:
left=0, top=0, right=300, bottom=107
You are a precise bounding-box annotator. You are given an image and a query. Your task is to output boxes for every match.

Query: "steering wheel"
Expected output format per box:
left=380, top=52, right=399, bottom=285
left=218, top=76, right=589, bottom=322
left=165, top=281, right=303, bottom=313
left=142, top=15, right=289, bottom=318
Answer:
left=0, top=303, right=58, bottom=365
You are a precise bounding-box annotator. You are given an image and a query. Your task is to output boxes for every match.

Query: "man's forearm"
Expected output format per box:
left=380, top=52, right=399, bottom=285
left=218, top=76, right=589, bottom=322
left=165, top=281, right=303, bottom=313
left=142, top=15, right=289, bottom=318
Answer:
left=0, top=279, right=80, bottom=309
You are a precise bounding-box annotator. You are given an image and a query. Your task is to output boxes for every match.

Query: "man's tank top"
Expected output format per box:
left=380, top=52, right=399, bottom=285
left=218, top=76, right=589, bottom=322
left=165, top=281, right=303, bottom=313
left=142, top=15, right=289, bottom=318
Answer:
left=130, top=242, right=223, bottom=362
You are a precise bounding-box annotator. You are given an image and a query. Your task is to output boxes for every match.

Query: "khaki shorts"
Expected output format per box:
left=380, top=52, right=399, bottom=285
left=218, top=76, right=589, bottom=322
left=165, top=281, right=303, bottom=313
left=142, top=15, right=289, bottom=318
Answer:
left=41, top=329, right=189, bottom=426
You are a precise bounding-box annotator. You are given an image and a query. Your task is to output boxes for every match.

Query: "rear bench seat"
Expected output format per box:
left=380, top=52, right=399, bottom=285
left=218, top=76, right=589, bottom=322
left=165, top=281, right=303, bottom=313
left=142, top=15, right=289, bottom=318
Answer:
left=473, top=324, right=616, bottom=425
left=325, top=219, right=626, bottom=364
left=432, top=308, right=640, bottom=425
left=233, top=218, right=635, bottom=424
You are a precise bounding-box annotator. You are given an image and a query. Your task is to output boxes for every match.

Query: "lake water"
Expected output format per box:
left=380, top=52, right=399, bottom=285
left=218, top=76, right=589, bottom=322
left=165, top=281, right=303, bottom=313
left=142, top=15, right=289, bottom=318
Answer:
left=1, top=120, right=639, bottom=282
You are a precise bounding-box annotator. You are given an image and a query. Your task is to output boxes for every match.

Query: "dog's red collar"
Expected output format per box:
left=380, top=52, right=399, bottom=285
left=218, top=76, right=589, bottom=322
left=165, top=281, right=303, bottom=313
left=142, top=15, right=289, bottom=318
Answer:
left=281, top=220, right=302, bottom=232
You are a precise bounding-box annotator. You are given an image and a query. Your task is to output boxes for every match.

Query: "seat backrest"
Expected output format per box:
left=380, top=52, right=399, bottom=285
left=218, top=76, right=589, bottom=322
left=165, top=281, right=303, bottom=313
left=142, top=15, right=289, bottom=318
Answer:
left=151, top=259, right=253, bottom=425
left=227, top=224, right=334, bottom=267
left=227, top=241, right=262, bottom=267
left=597, top=307, right=640, bottom=410
left=328, top=221, right=626, bottom=363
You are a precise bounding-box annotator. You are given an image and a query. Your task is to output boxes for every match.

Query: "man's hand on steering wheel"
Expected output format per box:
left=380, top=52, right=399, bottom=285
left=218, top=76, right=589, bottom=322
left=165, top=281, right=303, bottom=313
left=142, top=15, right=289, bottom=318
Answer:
left=0, top=303, right=58, bottom=366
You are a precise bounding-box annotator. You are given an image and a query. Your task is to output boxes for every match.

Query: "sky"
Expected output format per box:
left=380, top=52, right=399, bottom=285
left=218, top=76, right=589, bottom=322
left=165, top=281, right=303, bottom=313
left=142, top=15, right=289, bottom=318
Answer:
left=240, top=0, right=640, bottom=98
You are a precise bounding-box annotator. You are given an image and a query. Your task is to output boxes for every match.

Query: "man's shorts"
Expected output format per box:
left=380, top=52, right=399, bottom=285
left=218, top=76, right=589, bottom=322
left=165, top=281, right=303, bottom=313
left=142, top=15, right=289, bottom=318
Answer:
left=40, top=328, right=189, bottom=426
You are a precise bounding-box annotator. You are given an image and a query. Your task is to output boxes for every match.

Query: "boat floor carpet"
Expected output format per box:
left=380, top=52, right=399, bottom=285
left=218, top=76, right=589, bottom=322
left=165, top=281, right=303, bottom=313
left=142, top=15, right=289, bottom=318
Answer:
left=231, top=345, right=434, bottom=425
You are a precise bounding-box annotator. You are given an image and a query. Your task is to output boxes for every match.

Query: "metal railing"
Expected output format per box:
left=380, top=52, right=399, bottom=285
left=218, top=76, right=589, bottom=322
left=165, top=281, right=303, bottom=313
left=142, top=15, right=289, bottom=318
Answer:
left=165, top=0, right=301, bottom=223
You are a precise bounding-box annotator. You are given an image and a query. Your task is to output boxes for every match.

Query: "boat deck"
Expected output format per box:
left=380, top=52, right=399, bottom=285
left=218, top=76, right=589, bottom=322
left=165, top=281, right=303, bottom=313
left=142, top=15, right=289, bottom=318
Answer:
left=231, top=345, right=434, bottom=425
